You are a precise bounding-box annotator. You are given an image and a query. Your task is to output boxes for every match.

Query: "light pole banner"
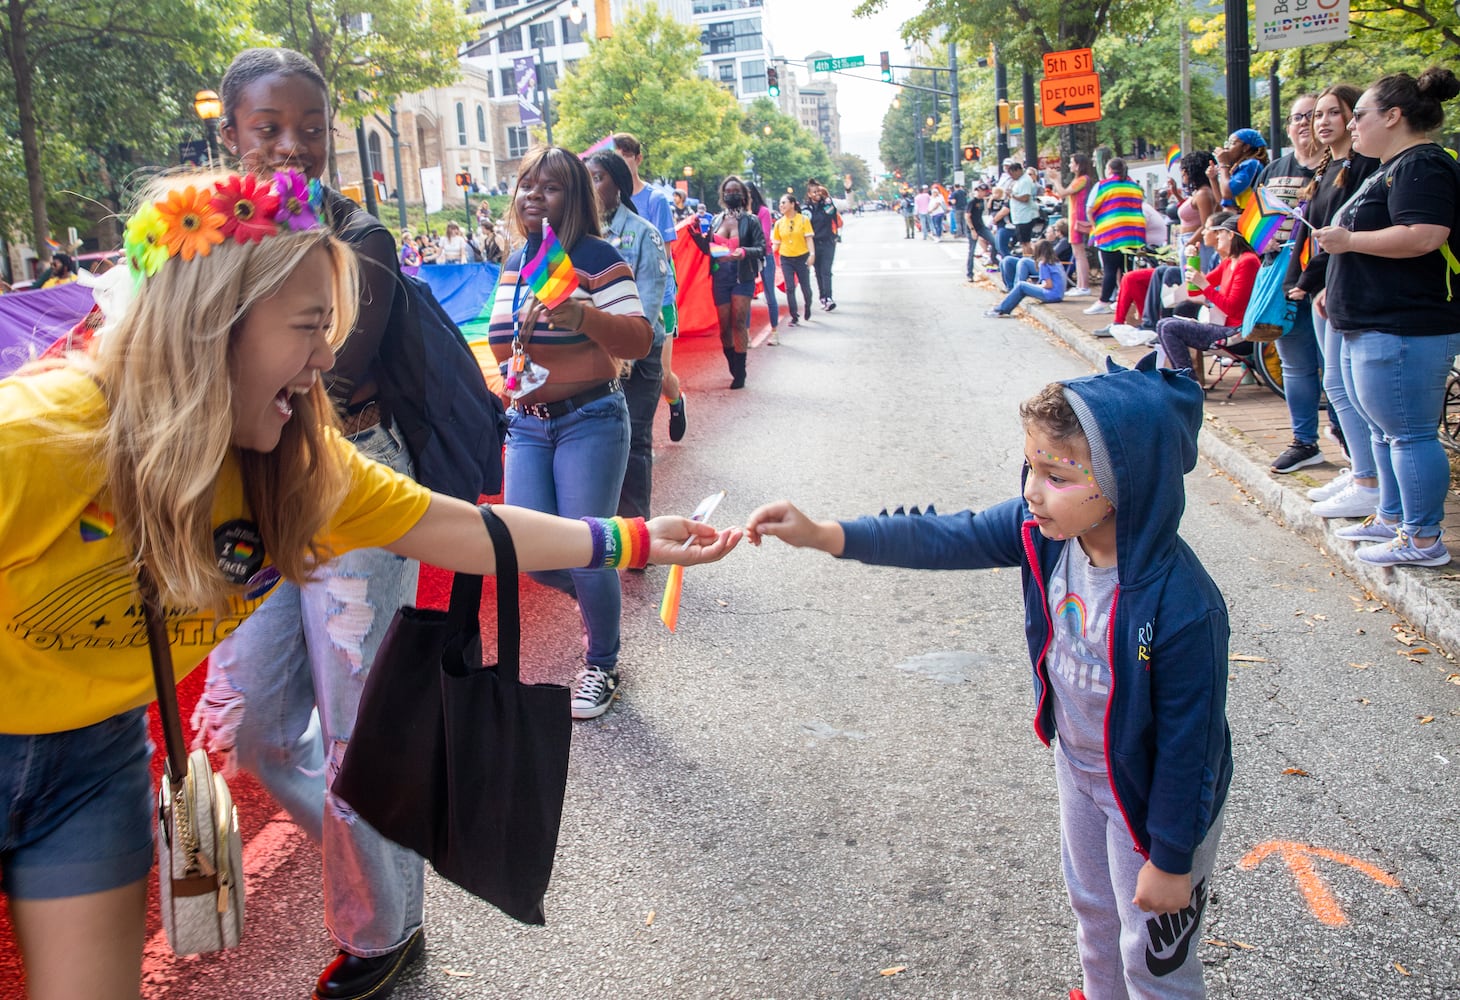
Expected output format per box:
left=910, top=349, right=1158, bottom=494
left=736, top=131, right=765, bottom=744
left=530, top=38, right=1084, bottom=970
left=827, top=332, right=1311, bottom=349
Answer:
left=1254, top=0, right=1349, bottom=51
left=514, top=56, right=542, bottom=126
left=420, top=165, right=444, bottom=215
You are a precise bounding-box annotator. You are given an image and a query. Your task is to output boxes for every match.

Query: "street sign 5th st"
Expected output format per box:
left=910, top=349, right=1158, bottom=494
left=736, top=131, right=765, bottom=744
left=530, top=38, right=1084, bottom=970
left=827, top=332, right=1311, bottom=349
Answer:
left=1042, top=47, right=1093, bottom=79
left=1039, top=73, right=1103, bottom=126
left=812, top=55, right=865, bottom=73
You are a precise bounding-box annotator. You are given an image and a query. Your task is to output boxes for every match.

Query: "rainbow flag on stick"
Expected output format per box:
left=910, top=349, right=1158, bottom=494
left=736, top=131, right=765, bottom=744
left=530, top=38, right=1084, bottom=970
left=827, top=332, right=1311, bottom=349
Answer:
left=659, top=490, right=726, bottom=632
left=1166, top=145, right=1181, bottom=175
left=521, top=221, right=579, bottom=309
left=1235, top=185, right=1295, bottom=255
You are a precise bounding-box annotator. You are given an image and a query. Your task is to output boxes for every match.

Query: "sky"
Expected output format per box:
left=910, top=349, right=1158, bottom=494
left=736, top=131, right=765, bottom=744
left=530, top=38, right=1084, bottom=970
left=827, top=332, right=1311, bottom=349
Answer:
left=763, top=0, right=932, bottom=175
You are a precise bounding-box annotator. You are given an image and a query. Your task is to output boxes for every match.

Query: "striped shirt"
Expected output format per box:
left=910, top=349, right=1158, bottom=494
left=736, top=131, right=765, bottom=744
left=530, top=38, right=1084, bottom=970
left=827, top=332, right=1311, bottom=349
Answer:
left=486, top=234, right=644, bottom=346
left=1088, top=179, right=1147, bottom=251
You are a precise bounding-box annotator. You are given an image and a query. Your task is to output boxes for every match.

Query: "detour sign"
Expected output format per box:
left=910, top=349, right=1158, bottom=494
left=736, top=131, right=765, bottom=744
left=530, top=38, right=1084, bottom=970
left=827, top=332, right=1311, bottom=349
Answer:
left=1039, top=73, right=1103, bottom=127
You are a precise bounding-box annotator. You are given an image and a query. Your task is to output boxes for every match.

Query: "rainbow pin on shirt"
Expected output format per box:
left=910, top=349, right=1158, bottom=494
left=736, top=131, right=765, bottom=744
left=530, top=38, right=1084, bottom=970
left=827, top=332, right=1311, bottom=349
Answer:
left=521, top=221, right=580, bottom=309
left=79, top=502, right=115, bottom=542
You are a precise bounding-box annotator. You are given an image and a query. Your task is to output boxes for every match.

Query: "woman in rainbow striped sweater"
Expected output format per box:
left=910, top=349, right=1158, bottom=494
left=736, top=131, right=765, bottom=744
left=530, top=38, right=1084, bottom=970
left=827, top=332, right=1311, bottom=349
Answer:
left=1083, top=158, right=1147, bottom=314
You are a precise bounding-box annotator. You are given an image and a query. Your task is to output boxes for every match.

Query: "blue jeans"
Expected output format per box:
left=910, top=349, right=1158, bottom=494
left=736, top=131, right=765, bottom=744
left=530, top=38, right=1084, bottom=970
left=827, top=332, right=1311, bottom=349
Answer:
left=918, top=213, right=931, bottom=238
left=1274, top=305, right=1321, bottom=445
left=204, top=420, right=423, bottom=957
left=1001, top=255, right=1037, bottom=292
left=1316, top=305, right=1375, bottom=480
left=995, top=227, right=1017, bottom=259
left=931, top=213, right=946, bottom=238
left=505, top=390, right=631, bottom=669
left=998, top=281, right=1062, bottom=314
left=760, top=251, right=779, bottom=328
left=0, top=708, right=153, bottom=900
left=618, top=344, right=664, bottom=520
left=1341, top=329, right=1460, bottom=536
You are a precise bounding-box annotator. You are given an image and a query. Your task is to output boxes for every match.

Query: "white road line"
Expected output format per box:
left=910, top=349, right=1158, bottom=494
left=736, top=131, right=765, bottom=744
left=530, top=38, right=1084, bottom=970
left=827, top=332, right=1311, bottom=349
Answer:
left=141, top=811, right=301, bottom=985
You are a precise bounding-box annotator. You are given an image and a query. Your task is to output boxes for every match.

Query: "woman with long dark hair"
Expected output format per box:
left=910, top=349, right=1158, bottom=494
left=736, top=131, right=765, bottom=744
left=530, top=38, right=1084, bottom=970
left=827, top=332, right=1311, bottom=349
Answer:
left=1315, top=67, right=1460, bottom=567
left=688, top=174, right=765, bottom=388
left=748, top=181, right=780, bottom=342
left=1050, top=153, right=1095, bottom=295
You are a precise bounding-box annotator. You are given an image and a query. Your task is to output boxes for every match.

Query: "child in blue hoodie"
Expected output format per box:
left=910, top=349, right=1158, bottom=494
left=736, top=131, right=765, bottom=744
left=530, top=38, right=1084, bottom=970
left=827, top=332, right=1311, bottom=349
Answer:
left=746, top=354, right=1232, bottom=999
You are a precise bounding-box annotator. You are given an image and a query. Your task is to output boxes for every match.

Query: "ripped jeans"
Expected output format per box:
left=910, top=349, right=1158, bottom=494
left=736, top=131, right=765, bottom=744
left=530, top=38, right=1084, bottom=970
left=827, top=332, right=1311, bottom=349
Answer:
left=199, top=420, right=422, bottom=958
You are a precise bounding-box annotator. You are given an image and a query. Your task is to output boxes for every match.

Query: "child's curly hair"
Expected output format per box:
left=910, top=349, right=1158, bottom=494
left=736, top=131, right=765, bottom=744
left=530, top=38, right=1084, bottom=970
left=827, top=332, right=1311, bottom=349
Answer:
left=1019, top=383, right=1085, bottom=443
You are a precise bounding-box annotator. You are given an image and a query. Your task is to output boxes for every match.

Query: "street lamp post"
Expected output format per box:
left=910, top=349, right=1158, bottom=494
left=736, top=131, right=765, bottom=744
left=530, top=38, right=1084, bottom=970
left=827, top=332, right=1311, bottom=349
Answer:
left=193, top=89, right=222, bottom=166
left=683, top=165, right=695, bottom=203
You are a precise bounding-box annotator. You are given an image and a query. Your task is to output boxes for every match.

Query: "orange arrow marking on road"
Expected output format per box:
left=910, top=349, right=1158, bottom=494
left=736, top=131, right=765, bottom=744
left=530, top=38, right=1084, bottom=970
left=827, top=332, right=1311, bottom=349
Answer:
left=1237, top=840, right=1400, bottom=927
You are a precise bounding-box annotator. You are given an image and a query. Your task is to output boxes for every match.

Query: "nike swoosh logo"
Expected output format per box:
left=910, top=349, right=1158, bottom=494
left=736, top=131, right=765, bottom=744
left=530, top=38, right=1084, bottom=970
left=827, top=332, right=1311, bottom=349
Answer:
left=1145, top=887, right=1208, bottom=978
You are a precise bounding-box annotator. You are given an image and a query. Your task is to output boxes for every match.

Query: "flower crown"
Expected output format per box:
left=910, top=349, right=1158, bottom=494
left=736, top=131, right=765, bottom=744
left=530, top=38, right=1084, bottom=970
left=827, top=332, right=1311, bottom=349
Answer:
left=122, top=169, right=327, bottom=279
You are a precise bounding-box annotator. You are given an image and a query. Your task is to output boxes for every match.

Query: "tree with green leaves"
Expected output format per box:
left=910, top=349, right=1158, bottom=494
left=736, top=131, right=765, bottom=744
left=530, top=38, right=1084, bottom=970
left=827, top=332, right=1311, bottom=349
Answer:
left=739, top=97, right=836, bottom=206
left=0, top=0, right=241, bottom=263
left=252, top=0, right=473, bottom=185
left=553, top=3, right=746, bottom=191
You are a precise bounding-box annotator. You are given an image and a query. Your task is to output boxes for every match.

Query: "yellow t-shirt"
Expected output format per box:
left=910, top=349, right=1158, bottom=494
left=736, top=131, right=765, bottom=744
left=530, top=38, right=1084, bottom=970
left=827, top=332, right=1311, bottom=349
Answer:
left=772, top=213, right=813, bottom=258
left=0, top=367, right=433, bottom=734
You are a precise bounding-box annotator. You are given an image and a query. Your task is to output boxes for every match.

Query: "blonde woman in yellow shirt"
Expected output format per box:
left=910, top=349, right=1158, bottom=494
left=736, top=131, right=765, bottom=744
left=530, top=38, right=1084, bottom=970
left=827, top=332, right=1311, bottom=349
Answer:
left=0, top=169, right=741, bottom=1000
left=772, top=195, right=816, bottom=326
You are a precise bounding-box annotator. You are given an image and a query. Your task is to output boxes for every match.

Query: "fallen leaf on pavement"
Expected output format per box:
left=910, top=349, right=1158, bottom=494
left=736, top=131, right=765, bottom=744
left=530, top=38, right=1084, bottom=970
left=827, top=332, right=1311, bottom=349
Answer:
left=1394, top=962, right=1411, bottom=976
left=442, top=968, right=475, bottom=978
left=1418, top=716, right=1435, bottom=725
left=1230, top=654, right=1268, bottom=663
left=1350, top=662, right=1371, bottom=670
left=646, top=909, right=655, bottom=927
left=880, top=966, right=907, bottom=977
left=1446, top=674, right=1460, bottom=685
left=1282, top=768, right=1310, bottom=776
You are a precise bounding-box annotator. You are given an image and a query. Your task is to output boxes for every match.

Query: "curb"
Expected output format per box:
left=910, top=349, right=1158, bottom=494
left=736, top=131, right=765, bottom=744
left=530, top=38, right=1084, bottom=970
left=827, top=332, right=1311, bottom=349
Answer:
left=1016, top=296, right=1460, bottom=656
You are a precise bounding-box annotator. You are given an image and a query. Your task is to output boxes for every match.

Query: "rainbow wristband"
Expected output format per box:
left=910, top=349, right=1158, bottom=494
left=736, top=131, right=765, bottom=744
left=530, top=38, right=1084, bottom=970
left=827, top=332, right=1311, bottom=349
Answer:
left=581, top=516, right=650, bottom=570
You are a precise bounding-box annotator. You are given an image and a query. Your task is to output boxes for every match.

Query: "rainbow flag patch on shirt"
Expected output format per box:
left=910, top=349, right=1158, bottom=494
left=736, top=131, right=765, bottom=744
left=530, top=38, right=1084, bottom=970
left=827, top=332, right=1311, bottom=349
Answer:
left=79, top=502, right=115, bottom=542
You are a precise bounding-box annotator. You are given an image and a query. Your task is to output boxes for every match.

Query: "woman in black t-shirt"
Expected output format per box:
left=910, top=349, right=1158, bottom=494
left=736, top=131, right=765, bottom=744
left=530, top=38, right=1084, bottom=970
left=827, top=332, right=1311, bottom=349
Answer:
left=1314, top=67, right=1460, bottom=568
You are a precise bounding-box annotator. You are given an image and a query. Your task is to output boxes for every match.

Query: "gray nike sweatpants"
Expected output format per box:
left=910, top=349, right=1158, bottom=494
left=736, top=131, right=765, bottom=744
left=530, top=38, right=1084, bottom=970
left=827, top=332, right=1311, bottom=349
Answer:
left=1055, top=746, right=1225, bottom=1000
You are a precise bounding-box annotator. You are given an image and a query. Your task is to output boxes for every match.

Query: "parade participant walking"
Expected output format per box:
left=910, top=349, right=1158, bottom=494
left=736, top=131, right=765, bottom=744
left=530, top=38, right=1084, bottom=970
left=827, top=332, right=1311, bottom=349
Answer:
left=586, top=149, right=669, bottom=524
left=688, top=175, right=765, bottom=387
left=486, top=146, right=655, bottom=715
left=0, top=166, right=739, bottom=1000
left=749, top=181, right=780, bottom=342
left=1050, top=154, right=1095, bottom=295
left=773, top=194, right=815, bottom=327
left=611, top=134, right=687, bottom=442
left=1315, top=66, right=1460, bottom=567
left=1289, top=84, right=1381, bottom=518
left=746, top=357, right=1231, bottom=1000
left=806, top=182, right=840, bottom=310
left=199, top=48, right=431, bottom=1000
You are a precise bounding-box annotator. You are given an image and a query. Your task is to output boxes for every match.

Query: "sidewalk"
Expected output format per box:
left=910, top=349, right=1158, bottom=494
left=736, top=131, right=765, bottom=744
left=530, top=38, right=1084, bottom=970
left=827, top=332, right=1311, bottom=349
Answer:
left=976, top=268, right=1460, bottom=655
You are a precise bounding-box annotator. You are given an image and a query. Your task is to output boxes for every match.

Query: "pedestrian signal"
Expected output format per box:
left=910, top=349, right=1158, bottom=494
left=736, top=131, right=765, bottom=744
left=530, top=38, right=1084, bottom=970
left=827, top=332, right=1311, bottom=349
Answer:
left=879, top=51, right=892, bottom=82
left=962, top=145, right=980, bottom=162
left=455, top=171, right=472, bottom=188
left=767, top=67, right=780, bottom=97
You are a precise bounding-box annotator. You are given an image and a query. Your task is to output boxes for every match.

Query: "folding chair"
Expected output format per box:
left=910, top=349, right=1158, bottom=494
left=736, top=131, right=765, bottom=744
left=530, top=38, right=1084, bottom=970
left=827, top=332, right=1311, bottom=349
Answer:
left=1205, top=340, right=1282, bottom=399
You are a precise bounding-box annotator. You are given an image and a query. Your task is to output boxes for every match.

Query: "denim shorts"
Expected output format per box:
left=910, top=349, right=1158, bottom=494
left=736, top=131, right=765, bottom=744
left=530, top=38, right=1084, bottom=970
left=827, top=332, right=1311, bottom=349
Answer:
left=711, top=265, right=754, bottom=305
left=0, top=707, right=155, bottom=900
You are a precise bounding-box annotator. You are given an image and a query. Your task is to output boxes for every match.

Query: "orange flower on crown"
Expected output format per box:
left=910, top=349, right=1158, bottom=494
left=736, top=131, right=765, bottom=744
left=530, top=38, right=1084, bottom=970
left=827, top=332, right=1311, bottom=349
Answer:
left=155, top=185, right=226, bottom=261
left=212, top=173, right=282, bottom=244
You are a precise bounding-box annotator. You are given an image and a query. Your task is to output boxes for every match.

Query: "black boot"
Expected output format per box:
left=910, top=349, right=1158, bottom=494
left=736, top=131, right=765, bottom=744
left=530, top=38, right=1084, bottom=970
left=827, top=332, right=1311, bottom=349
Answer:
left=723, top=346, right=736, bottom=377
left=315, top=929, right=425, bottom=1000
left=730, top=350, right=747, bottom=390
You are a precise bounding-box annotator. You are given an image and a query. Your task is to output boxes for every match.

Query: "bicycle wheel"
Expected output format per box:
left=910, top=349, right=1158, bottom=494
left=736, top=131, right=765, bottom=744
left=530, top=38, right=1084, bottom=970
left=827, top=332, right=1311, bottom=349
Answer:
left=1253, top=341, right=1285, bottom=399
left=1440, top=367, right=1460, bottom=450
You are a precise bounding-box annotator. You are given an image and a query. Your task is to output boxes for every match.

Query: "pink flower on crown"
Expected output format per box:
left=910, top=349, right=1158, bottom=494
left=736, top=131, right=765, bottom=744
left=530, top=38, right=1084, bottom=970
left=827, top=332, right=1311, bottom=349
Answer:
left=273, top=169, right=321, bottom=231
left=211, top=174, right=282, bottom=244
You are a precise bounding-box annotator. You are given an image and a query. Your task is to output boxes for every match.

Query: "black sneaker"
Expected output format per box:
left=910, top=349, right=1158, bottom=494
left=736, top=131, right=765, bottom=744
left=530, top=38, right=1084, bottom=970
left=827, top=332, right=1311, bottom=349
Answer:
left=571, top=666, right=619, bottom=720
left=824, top=299, right=836, bottom=311
left=1272, top=439, right=1323, bottom=474
left=667, top=394, right=687, bottom=442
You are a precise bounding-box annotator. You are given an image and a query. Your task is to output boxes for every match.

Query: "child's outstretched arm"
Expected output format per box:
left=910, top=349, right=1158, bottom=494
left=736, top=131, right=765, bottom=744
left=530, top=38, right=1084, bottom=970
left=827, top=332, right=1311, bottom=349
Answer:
left=745, top=501, right=845, bottom=555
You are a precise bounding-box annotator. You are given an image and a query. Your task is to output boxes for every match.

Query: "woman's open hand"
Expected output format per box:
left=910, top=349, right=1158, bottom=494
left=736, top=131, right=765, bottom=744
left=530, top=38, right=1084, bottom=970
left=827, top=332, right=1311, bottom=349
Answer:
left=647, top=516, right=743, bottom=566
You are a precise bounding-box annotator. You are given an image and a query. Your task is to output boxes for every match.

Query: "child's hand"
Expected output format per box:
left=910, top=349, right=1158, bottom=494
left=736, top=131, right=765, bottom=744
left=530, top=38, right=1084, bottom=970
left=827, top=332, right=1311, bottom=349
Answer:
left=646, top=516, right=743, bottom=565
left=1132, top=861, right=1192, bottom=915
left=745, top=501, right=843, bottom=554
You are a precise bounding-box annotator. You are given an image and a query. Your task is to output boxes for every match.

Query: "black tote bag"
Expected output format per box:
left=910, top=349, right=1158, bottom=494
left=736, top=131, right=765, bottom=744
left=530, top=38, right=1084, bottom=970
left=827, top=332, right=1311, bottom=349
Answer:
left=332, top=505, right=572, bottom=925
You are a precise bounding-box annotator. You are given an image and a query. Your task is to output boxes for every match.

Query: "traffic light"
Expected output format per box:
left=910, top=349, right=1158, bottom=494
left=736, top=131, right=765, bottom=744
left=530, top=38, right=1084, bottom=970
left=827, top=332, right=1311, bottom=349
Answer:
left=767, top=67, right=779, bottom=97
left=962, top=145, right=980, bottom=162
left=454, top=170, right=472, bottom=189
left=879, top=51, right=891, bottom=82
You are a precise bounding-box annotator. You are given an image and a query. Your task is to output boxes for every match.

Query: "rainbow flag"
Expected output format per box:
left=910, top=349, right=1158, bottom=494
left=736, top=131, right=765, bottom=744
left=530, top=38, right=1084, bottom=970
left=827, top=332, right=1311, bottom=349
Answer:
left=1166, top=145, right=1181, bottom=175
left=1235, top=186, right=1289, bottom=255
left=521, top=221, right=579, bottom=309
left=579, top=134, right=614, bottom=159
left=659, top=565, right=685, bottom=632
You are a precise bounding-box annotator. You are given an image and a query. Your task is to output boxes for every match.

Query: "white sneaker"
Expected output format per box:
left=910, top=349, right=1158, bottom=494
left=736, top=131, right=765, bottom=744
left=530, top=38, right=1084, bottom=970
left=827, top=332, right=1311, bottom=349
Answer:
left=1307, top=468, right=1353, bottom=502
left=1334, top=514, right=1398, bottom=542
left=1356, top=530, right=1451, bottom=568
left=1066, top=287, right=1093, bottom=297
left=1311, top=482, right=1381, bottom=519
left=1083, top=301, right=1113, bottom=315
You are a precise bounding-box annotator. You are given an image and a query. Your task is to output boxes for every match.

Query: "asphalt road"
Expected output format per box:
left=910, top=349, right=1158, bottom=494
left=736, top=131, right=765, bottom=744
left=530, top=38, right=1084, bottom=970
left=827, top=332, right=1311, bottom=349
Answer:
left=4, top=214, right=1458, bottom=999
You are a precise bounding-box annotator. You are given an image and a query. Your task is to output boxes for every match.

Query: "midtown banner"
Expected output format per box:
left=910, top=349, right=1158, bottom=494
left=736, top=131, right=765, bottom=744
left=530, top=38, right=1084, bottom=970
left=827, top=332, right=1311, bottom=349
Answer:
left=1255, top=0, right=1350, bottom=51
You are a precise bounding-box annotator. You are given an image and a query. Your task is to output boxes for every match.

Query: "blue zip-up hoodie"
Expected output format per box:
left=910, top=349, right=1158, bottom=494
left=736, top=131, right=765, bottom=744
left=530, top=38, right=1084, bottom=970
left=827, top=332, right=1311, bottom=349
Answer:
left=838, top=354, right=1232, bottom=875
